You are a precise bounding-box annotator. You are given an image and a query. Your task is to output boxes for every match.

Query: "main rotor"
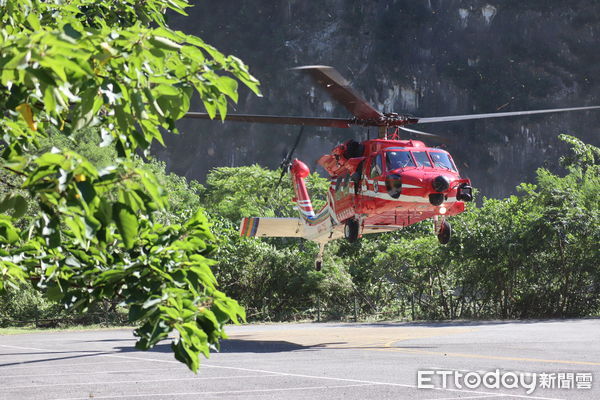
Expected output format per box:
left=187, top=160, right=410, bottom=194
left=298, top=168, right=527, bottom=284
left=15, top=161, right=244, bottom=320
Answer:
left=185, top=65, right=600, bottom=141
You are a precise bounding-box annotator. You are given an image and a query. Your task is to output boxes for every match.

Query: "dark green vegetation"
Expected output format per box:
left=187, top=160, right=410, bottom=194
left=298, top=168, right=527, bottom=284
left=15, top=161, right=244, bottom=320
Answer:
left=0, top=0, right=260, bottom=372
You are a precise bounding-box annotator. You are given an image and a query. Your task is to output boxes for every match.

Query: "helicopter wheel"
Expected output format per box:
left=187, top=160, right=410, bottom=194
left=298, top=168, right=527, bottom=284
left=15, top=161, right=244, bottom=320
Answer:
left=437, top=220, right=452, bottom=245
left=344, top=219, right=359, bottom=243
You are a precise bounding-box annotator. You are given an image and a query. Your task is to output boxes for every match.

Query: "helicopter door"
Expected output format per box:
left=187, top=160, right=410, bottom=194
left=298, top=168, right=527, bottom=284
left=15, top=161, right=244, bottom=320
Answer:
left=369, top=153, right=383, bottom=191
left=362, top=153, right=383, bottom=212
left=332, top=173, right=354, bottom=222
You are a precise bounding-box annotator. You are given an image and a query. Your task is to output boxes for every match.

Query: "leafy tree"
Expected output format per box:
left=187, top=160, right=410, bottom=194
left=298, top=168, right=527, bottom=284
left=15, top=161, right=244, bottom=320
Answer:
left=201, top=164, right=328, bottom=222
left=442, top=135, right=600, bottom=319
left=0, top=0, right=260, bottom=371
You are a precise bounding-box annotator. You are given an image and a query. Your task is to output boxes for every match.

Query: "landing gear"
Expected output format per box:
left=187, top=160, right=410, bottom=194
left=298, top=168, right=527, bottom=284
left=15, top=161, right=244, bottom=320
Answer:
left=315, top=261, right=322, bottom=271
left=315, top=243, right=325, bottom=271
left=437, top=220, right=452, bottom=244
left=344, top=218, right=359, bottom=243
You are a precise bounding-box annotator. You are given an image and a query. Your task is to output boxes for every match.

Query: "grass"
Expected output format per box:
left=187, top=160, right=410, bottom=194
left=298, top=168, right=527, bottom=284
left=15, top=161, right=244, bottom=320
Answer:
left=0, top=324, right=133, bottom=335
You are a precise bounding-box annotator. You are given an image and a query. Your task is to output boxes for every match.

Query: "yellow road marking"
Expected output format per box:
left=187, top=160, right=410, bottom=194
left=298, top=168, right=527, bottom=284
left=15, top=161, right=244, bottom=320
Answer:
left=230, top=325, right=600, bottom=367
left=380, top=341, right=600, bottom=366
left=229, top=326, right=475, bottom=349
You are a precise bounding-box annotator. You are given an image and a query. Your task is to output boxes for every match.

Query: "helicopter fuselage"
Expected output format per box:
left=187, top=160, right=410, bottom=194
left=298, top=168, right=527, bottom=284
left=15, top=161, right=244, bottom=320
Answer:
left=315, top=138, right=472, bottom=237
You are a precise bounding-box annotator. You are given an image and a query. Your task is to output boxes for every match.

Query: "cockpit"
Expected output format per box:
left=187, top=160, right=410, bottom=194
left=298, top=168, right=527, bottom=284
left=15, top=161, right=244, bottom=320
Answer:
left=386, top=150, right=415, bottom=169
left=428, top=151, right=457, bottom=171
left=384, top=148, right=457, bottom=172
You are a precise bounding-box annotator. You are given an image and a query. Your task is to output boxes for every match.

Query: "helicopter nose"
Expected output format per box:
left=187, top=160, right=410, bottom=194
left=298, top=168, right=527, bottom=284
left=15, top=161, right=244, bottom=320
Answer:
left=432, top=175, right=450, bottom=192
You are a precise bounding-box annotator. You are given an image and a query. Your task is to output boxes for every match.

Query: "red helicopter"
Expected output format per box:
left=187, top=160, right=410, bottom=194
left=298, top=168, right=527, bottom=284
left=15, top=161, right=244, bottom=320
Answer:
left=187, top=66, right=600, bottom=270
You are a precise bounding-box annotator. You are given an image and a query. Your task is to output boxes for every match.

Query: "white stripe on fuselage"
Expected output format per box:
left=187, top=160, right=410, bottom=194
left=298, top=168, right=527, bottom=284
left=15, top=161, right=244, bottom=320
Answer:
left=361, top=179, right=421, bottom=189
left=361, top=189, right=456, bottom=204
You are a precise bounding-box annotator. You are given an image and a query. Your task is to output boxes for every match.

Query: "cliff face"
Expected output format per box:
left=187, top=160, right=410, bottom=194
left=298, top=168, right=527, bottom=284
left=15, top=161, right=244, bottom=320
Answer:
left=158, top=0, right=600, bottom=198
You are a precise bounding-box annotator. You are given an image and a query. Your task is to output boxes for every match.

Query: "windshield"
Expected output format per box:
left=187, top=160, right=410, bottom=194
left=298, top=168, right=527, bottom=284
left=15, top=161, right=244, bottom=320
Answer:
left=386, top=151, right=415, bottom=169
left=412, top=151, right=432, bottom=168
left=429, top=152, right=457, bottom=171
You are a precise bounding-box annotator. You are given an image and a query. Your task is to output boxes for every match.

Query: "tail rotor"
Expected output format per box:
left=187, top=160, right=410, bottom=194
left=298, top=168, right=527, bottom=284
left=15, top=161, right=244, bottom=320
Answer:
left=275, top=126, right=305, bottom=191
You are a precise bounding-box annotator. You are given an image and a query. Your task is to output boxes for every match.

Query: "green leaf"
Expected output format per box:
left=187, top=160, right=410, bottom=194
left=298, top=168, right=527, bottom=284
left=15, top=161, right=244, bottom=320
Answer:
left=215, top=76, right=238, bottom=102
left=148, top=35, right=182, bottom=51
left=12, top=195, right=27, bottom=218
left=26, top=13, right=42, bottom=31
left=46, top=284, right=64, bottom=301
left=72, top=87, right=98, bottom=130
left=0, top=219, right=19, bottom=243
left=0, top=196, right=16, bottom=213
left=113, top=202, right=138, bottom=249
left=63, top=23, right=82, bottom=40
left=43, top=86, right=57, bottom=113
left=181, top=45, right=204, bottom=62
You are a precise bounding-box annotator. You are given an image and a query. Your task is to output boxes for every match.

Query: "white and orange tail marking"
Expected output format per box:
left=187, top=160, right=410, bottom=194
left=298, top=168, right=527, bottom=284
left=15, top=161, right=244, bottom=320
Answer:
left=291, top=159, right=315, bottom=219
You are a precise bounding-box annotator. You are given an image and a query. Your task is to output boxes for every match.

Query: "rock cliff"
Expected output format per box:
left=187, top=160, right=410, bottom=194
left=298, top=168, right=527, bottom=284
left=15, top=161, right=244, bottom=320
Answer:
left=158, top=0, right=600, bottom=198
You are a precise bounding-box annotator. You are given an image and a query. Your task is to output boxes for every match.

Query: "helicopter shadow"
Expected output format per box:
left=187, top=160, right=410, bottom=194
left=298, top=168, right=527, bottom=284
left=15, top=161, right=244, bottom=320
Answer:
left=113, top=339, right=341, bottom=354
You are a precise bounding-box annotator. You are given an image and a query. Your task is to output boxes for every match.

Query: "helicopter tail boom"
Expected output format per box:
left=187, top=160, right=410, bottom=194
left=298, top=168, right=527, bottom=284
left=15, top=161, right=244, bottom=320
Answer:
left=290, top=159, right=316, bottom=219
left=239, top=158, right=341, bottom=244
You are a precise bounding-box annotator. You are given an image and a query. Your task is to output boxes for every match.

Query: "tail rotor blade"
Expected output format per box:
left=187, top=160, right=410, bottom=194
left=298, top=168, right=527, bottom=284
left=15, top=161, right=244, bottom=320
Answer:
left=275, top=167, right=287, bottom=190
left=275, top=126, right=305, bottom=192
left=288, top=125, right=305, bottom=158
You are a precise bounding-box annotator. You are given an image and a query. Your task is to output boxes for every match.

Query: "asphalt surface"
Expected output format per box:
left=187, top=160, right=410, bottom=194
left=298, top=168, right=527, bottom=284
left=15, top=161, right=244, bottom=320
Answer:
left=1, top=319, right=599, bottom=399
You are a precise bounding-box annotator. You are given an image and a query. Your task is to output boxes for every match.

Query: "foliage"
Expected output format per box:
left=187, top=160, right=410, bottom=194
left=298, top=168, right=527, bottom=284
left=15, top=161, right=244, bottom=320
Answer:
left=0, top=284, right=63, bottom=326
left=0, top=0, right=260, bottom=371
left=201, top=164, right=328, bottom=222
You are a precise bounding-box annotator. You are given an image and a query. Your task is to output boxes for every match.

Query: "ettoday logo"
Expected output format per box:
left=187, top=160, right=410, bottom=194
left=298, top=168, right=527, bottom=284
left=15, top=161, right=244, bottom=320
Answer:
left=417, top=369, right=593, bottom=394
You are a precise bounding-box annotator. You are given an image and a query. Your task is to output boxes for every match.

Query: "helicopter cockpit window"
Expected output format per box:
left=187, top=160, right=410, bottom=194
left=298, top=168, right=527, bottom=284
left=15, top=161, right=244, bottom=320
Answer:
left=412, top=151, right=432, bottom=168
left=386, top=151, right=416, bottom=170
left=429, top=152, right=457, bottom=171
left=370, top=154, right=383, bottom=178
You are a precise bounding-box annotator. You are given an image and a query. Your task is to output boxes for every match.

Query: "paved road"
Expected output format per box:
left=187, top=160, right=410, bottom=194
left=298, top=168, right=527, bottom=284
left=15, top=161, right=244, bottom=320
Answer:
left=1, top=319, right=599, bottom=399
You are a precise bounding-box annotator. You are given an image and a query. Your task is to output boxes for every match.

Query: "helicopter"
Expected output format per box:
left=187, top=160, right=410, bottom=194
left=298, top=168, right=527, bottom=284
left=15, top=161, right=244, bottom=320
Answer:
left=186, top=66, right=600, bottom=270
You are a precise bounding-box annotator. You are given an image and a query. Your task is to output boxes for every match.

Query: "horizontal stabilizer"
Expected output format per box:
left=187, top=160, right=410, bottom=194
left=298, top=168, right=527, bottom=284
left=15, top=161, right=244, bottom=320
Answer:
left=240, top=217, right=304, bottom=238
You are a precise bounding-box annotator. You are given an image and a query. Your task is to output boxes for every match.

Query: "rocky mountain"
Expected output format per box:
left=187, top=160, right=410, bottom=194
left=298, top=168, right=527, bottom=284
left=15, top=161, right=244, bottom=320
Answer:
left=157, top=0, right=600, bottom=198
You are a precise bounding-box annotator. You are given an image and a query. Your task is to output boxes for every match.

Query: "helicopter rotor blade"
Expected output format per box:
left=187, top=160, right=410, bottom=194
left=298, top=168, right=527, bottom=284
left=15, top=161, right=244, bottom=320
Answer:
left=185, top=112, right=353, bottom=128
left=292, top=65, right=383, bottom=120
left=288, top=125, right=305, bottom=159
left=399, top=127, right=451, bottom=143
left=275, top=166, right=287, bottom=189
left=415, top=106, right=600, bottom=124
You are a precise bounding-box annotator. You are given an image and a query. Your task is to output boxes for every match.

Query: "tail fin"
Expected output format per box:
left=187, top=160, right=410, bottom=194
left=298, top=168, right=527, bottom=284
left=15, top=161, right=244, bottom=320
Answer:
left=291, top=159, right=315, bottom=219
